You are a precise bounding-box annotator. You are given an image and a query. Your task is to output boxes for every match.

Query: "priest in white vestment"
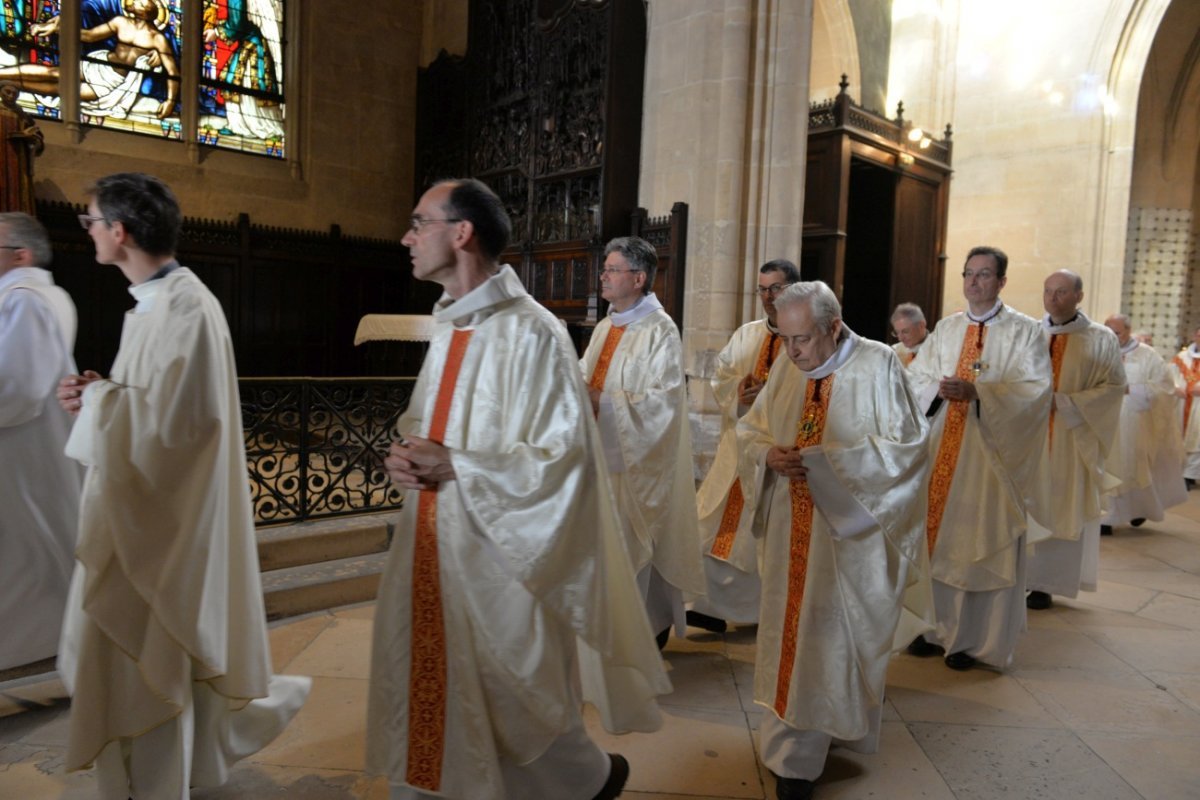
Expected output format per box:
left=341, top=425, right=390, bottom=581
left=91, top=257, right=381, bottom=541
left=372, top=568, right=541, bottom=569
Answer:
left=1170, top=326, right=1200, bottom=483
left=0, top=212, right=82, bottom=672
left=1102, top=315, right=1187, bottom=527
left=1025, top=271, right=1125, bottom=610
left=56, top=173, right=309, bottom=799
left=889, top=301, right=928, bottom=367
left=738, top=281, right=932, bottom=800
left=369, top=179, right=670, bottom=800
left=580, top=236, right=706, bottom=646
left=691, top=258, right=799, bottom=631
left=905, top=246, right=1052, bottom=671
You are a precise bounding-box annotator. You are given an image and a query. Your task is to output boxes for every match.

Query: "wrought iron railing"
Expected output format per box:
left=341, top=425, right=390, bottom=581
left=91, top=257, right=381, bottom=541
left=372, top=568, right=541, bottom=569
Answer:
left=240, top=378, right=417, bottom=525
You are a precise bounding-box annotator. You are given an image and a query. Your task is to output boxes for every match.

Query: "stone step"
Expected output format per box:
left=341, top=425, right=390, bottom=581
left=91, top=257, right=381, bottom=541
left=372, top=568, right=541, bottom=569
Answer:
left=260, top=551, right=390, bottom=621
left=257, top=513, right=393, bottom=572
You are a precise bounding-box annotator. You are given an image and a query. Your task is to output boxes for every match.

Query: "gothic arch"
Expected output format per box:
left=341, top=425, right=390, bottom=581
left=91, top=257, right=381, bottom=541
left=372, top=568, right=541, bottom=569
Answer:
left=810, top=0, right=860, bottom=102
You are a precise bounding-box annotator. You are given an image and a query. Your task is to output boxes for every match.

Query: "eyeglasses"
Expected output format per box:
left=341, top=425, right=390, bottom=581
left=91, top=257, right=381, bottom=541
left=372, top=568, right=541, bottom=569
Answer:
left=408, top=216, right=462, bottom=234
left=599, top=268, right=640, bottom=277
left=78, top=214, right=107, bottom=230
left=756, top=282, right=791, bottom=296
left=962, top=270, right=997, bottom=281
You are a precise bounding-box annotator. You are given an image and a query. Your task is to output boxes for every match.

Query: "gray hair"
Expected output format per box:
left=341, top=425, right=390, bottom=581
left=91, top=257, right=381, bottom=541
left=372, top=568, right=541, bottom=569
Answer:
left=775, top=280, right=842, bottom=334
left=0, top=212, right=51, bottom=266
left=890, top=302, right=925, bottom=325
left=604, top=236, right=658, bottom=295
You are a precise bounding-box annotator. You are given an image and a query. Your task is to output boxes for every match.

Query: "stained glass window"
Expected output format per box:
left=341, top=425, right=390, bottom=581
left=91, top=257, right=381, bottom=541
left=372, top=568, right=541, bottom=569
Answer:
left=200, top=0, right=285, bottom=158
left=0, top=0, right=63, bottom=121
left=1, top=0, right=286, bottom=158
left=77, top=0, right=184, bottom=140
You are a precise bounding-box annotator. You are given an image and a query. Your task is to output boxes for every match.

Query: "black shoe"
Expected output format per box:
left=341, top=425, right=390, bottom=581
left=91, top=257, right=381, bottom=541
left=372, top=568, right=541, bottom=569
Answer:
left=592, top=753, right=630, bottom=800
left=1187, top=478, right=1196, bottom=490
left=1130, top=518, right=1146, bottom=528
left=655, top=627, right=671, bottom=650
left=906, top=635, right=945, bottom=657
left=944, top=651, right=976, bottom=671
left=1026, top=590, right=1052, bottom=610
left=685, top=610, right=728, bottom=633
left=775, top=775, right=815, bottom=800
left=1100, top=524, right=1113, bottom=536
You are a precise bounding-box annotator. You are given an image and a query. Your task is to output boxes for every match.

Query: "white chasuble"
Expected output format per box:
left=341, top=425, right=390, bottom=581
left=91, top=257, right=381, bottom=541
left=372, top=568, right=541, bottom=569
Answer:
left=368, top=267, right=671, bottom=800
left=693, top=319, right=781, bottom=622
left=906, top=306, right=1052, bottom=591
left=1170, top=346, right=1200, bottom=464
left=739, top=337, right=932, bottom=740
left=1105, top=342, right=1187, bottom=523
left=60, top=268, right=307, bottom=779
left=0, top=267, right=82, bottom=670
left=1027, top=315, right=1125, bottom=541
left=580, top=304, right=705, bottom=597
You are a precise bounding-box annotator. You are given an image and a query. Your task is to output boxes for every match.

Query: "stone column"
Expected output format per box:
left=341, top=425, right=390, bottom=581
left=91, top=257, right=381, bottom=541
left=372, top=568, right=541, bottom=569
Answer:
left=639, top=0, right=814, bottom=435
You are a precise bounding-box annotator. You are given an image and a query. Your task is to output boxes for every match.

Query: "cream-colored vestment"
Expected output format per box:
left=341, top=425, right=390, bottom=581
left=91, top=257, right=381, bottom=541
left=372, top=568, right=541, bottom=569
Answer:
left=1027, top=314, right=1124, bottom=597
left=0, top=267, right=81, bottom=670
left=740, top=334, right=932, bottom=745
left=1169, top=345, right=1200, bottom=480
left=906, top=304, right=1051, bottom=667
left=693, top=318, right=776, bottom=622
left=368, top=267, right=671, bottom=800
left=61, top=267, right=308, bottom=798
left=580, top=295, right=705, bottom=623
left=1104, top=340, right=1187, bottom=524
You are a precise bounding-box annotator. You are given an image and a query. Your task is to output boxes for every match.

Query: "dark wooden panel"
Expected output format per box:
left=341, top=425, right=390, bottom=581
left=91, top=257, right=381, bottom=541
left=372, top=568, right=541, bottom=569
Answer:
left=38, top=201, right=410, bottom=378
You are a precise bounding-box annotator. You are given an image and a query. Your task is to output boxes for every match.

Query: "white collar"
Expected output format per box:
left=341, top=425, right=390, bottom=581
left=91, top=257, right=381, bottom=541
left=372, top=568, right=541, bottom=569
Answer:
left=803, top=326, right=859, bottom=380
left=610, top=292, right=663, bottom=327
left=966, top=298, right=1004, bottom=325
left=434, top=264, right=528, bottom=328
left=0, top=266, right=52, bottom=291
left=1042, top=310, right=1091, bottom=335
left=1120, top=338, right=1139, bottom=355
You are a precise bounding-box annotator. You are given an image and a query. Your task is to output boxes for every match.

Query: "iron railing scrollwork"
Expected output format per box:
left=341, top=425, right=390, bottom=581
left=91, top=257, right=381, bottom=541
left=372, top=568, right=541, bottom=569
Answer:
left=241, top=378, right=416, bottom=525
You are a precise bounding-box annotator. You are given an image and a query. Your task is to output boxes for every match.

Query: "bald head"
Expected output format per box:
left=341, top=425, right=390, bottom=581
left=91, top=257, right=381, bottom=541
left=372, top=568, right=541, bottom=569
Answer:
left=1104, top=314, right=1131, bottom=346
left=1043, top=270, right=1084, bottom=324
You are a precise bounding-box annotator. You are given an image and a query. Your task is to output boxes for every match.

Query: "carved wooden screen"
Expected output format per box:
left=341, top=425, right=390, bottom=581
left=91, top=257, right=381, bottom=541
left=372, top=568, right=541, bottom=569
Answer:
left=414, top=0, right=653, bottom=337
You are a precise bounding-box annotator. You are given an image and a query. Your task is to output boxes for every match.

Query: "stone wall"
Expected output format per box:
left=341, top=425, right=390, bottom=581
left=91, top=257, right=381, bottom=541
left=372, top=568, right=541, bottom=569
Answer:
left=29, top=2, right=423, bottom=241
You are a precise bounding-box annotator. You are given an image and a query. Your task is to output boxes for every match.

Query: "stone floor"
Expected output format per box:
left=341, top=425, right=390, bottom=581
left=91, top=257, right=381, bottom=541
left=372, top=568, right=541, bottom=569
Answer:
left=4, top=495, right=1200, bottom=799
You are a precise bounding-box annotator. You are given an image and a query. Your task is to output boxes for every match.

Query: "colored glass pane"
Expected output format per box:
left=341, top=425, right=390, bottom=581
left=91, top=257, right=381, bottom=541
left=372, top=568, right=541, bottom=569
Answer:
left=199, top=0, right=285, bottom=158
left=0, top=1, right=62, bottom=120
left=76, top=0, right=184, bottom=139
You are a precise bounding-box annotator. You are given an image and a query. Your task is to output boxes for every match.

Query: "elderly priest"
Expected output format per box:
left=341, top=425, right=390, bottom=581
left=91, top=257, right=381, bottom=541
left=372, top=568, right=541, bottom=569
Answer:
left=738, top=281, right=932, bottom=800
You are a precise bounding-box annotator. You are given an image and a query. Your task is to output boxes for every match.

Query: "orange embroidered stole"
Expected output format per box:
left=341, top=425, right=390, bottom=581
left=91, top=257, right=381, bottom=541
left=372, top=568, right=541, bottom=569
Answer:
left=588, top=324, right=627, bottom=393
left=711, top=331, right=783, bottom=559
left=773, top=375, right=834, bottom=716
left=904, top=351, right=917, bottom=367
left=1174, top=354, right=1200, bottom=434
left=1047, top=334, right=1068, bottom=449
left=925, top=324, right=986, bottom=556
left=406, top=329, right=473, bottom=790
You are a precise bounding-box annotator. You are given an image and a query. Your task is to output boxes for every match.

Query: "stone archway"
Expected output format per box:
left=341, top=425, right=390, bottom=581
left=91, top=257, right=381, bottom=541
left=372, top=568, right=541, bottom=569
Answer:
left=810, top=0, right=861, bottom=102
left=1121, top=0, right=1200, bottom=351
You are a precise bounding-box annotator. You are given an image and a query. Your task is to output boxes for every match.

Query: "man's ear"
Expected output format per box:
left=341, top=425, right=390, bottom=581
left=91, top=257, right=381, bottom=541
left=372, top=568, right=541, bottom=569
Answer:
left=453, top=219, right=474, bottom=250
left=109, top=219, right=129, bottom=245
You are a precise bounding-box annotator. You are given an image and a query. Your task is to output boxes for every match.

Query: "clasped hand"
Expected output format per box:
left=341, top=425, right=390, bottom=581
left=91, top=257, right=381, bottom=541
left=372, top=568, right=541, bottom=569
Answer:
left=385, top=435, right=456, bottom=490
left=738, top=373, right=765, bottom=407
left=766, top=446, right=808, bottom=479
left=938, top=376, right=977, bottom=402
left=56, top=371, right=102, bottom=416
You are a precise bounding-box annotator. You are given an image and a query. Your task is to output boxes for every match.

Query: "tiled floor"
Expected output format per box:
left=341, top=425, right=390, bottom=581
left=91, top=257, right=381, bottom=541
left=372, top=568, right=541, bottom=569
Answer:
left=4, top=497, right=1200, bottom=799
